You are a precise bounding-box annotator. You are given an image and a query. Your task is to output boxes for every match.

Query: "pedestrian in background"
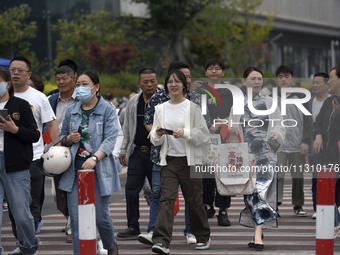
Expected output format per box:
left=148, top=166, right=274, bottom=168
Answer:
left=229, top=67, right=285, bottom=251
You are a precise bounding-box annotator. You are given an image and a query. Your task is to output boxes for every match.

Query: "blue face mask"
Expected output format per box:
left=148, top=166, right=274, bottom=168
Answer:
left=0, top=82, right=8, bottom=98
left=76, top=86, right=96, bottom=103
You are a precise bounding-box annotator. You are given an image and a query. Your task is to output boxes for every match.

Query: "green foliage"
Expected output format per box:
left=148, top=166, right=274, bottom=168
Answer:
left=132, top=0, right=211, bottom=63
left=53, top=11, right=156, bottom=73
left=185, top=0, right=274, bottom=74
left=0, top=4, right=38, bottom=62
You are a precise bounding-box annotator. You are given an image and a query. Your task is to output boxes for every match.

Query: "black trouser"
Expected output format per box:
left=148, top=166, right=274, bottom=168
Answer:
left=202, top=177, right=231, bottom=210
left=125, top=149, right=153, bottom=230
left=9, top=160, right=45, bottom=238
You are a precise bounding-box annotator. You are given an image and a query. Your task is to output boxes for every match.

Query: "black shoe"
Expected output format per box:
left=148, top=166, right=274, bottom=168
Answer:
left=255, top=243, right=264, bottom=251
left=217, top=210, right=231, bottom=226
left=206, top=206, right=216, bottom=219
left=293, top=206, right=307, bottom=217
left=248, top=234, right=264, bottom=249
left=117, top=227, right=140, bottom=238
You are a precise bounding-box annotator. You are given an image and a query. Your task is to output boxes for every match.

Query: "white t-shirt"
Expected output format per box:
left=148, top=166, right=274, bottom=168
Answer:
left=0, top=101, right=7, bottom=152
left=164, top=99, right=189, bottom=157
left=312, top=97, right=328, bottom=123
left=15, top=86, right=56, bottom=160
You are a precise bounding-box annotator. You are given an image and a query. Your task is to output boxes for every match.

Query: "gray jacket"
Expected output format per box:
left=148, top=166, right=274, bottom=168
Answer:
left=120, top=91, right=142, bottom=164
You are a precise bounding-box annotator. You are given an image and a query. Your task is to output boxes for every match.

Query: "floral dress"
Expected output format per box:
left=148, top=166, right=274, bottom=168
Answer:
left=239, top=94, right=279, bottom=227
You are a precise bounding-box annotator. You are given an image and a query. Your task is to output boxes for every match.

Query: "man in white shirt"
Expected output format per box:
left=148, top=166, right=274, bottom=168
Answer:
left=8, top=56, right=59, bottom=255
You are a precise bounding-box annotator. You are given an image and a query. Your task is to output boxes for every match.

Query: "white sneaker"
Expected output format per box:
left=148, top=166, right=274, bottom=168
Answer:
left=8, top=247, right=20, bottom=255
left=185, top=233, right=196, bottom=244
left=97, top=239, right=107, bottom=255
left=196, top=238, right=211, bottom=250
left=152, top=243, right=169, bottom=254
left=312, top=213, right=316, bottom=219
left=138, top=232, right=153, bottom=245
left=334, top=224, right=340, bottom=239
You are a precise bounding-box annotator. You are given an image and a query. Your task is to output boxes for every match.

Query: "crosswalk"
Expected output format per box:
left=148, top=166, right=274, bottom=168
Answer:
left=1, top=183, right=339, bottom=254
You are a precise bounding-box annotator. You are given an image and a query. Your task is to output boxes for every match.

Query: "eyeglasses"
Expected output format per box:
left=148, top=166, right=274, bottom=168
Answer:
left=9, top=68, right=30, bottom=74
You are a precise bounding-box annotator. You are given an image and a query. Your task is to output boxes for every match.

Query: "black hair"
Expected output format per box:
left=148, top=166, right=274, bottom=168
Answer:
left=80, top=70, right=100, bottom=95
left=204, top=58, right=225, bottom=71
left=168, top=61, right=190, bottom=73
left=231, top=78, right=242, bottom=85
left=331, top=66, right=340, bottom=78
left=164, top=69, right=188, bottom=95
left=275, top=65, right=294, bottom=77
left=58, top=59, right=78, bottom=73
left=0, top=67, right=13, bottom=96
left=0, top=67, right=11, bottom=82
left=138, top=68, right=156, bottom=80
left=9, top=56, right=31, bottom=71
left=313, top=72, right=329, bottom=83
left=55, top=65, right=75, bottom=77
left=30, top=72, right=45, bottom=92
left=243, top=67, right=263, bottom=79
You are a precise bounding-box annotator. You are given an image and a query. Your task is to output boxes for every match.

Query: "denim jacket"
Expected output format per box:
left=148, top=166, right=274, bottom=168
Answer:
left=59, top=97, right=121, bottom=196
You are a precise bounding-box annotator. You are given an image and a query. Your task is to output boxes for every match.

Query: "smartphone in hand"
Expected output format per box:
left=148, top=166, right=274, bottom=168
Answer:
left=159, top=128, right=173, bottom=135
left=0, top=109, right=9, bottom=123
left=267, top=137, right=280, bottom=152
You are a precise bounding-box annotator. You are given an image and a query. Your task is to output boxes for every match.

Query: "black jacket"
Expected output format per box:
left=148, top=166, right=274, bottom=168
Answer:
left=3, top=96, right=40, bottom=172
left=314, top=95, right=340, bottom=164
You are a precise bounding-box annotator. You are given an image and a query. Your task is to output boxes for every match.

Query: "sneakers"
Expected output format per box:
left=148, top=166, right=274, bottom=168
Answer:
left=138, top=232, right=153, bottom=245
left=196, top=238, right=211, bottom=250
left=334, top=223, right=340, bottom=239
left=152, top=243, right=170, bottom=254
left=294, top=206, right=307, bottom=217
left=185, top=233, right=196, bottom=244
left=2, top=202, right=8, bottom=212
left=8, top=247, right=37, bottom=255
left=117, top=227, right=140, bottom=238
left=206, top=206, right=215, bottom=218
left=312, top=213, right=317, bottom=219
left=36, top=221, right=43, bottom=234
left=217, top=210, right=231, bottom=226
left=97, top=239, right=107, bottom=255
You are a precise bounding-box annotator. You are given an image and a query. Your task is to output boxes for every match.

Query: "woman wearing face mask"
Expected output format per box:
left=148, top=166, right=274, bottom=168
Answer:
left=229, top=67, right=285, bottom=251
left=0, top=67, right=40, bottom=254
left=59, top=70, right=120, bottom=255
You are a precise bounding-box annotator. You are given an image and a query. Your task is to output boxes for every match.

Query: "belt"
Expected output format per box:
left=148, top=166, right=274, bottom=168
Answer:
left=135, top=145, right=150, bottom=152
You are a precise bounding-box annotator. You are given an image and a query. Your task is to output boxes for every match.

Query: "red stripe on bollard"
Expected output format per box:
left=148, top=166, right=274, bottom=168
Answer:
left=78, top=170, right=95, bottom=205
left=316, top=239, right=334, bottom=254
left=78, top=170, right=96, bottom=255
left=317, top=170, right=335, bottom=205
left=316, top=169, right=335, bottom=255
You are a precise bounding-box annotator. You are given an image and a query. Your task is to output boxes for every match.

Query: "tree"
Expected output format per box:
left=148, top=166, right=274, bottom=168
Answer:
left=0, top=4, right=37, bottom=60
left=132, top=0, right=211, bottom=64
left=53, top=11, right=155, bottom=73
left=185, top=0, right=274, bottom=74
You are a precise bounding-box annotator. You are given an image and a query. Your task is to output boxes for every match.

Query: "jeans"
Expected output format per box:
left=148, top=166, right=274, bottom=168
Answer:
left=148, top=164, right=192, bottom=235
left=147, top=164, right=161, bottom=233
left=67, top=159, right=117, bottom=255
left=0, top=154, right=39, bottom=255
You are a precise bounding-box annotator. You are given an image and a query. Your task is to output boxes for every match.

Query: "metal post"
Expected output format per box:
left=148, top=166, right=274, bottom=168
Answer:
left=316, top=169, right=335, bottom=255
left=331, top=40, right=339, bottom=68
left=78, top=170, right=96, bottom=255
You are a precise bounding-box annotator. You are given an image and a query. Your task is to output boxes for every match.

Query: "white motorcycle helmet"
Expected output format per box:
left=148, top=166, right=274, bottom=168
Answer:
left=41, top=146, right=72, bottom=177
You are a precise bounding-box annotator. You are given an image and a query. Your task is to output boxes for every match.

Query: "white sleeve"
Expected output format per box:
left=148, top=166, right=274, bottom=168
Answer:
left=112, top=119, right=124, bottom=158
left=40, top=94, right=56, bottom=124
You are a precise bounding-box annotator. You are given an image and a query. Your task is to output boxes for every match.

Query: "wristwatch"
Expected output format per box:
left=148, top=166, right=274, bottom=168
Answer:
left=91, top=155, right=99, bottom=163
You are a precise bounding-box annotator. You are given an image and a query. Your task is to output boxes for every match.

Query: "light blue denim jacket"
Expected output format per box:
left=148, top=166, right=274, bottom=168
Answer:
left=59, top=97, right=121, bottom=196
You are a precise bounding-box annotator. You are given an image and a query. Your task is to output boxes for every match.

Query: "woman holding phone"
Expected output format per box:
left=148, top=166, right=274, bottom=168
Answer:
left=59, top=70, right=120, bottom=255
left=0, top=67, right=40, bottom=254
left=149, top=69, right=211, bottom=254
left=229, top=67, right=285, bottom=251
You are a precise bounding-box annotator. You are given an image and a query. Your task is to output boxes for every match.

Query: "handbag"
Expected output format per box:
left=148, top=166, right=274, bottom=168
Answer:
left=215, top=131, right=256, bottom=196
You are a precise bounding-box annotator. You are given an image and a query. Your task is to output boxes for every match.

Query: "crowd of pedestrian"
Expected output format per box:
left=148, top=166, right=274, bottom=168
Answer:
left=0, top=55, right=339, bottom=255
